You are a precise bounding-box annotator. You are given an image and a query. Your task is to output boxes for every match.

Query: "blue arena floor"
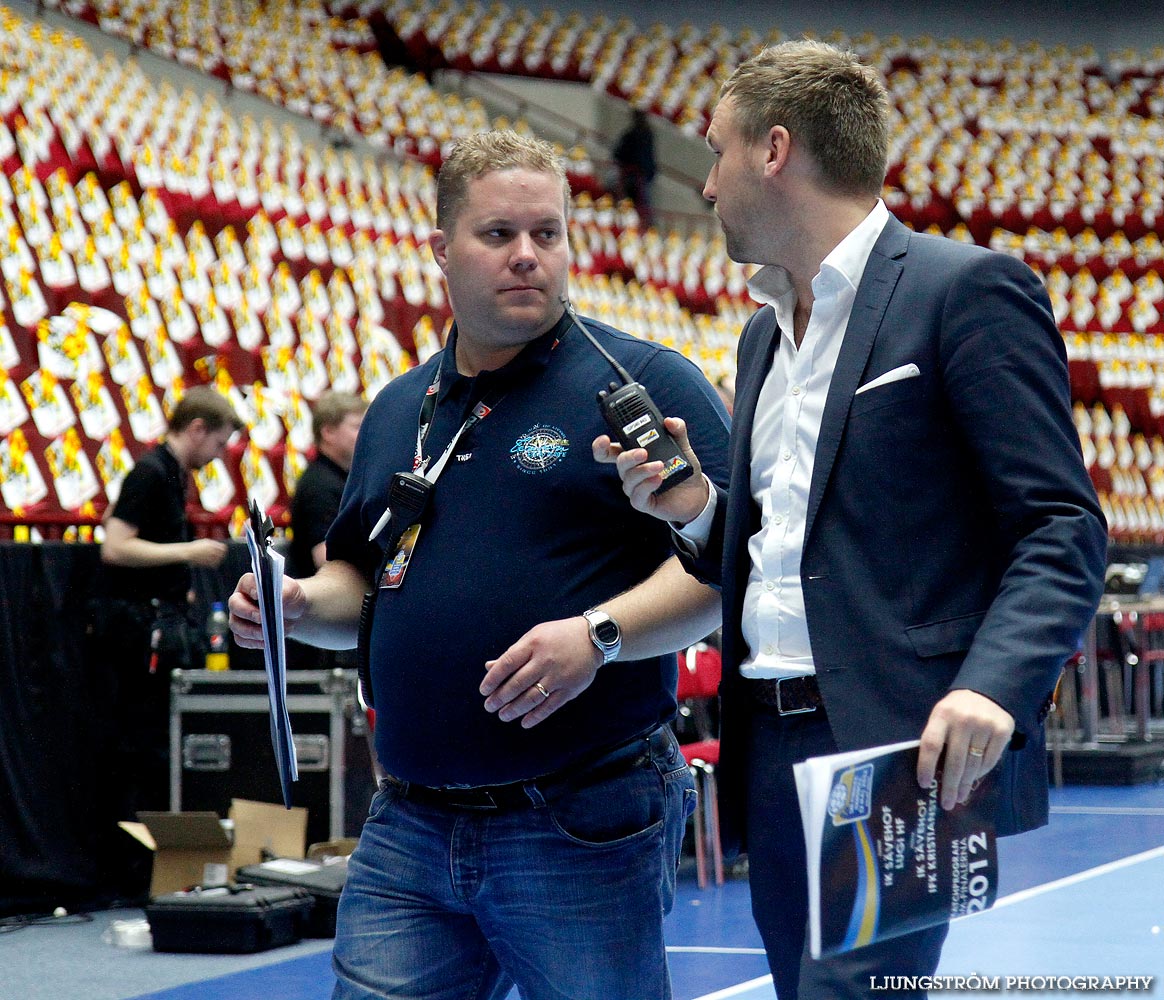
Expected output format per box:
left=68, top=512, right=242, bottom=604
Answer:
left=6, top=784, right=1161, bottom=1000
left=131, top=784, right=1164, bottom=1000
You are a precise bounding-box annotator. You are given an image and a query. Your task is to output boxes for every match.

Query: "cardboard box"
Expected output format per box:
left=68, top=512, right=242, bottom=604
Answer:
left=306, top=838, right=359, bottom=862
left=120, top=799, right=308, bottom=897
left=229, top=798, right=308, bottom=870
left=121, top=812, right=232, bottom=897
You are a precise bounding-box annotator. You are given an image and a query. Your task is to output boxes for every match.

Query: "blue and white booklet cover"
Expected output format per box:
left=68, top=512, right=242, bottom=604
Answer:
left=243, top=499, right=297, bottom=808
left=794, top=739, right=999, bottom=959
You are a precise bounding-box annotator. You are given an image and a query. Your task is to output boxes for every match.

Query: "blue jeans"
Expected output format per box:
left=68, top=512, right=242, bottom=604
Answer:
left=332, top=726, right=696, bottom=1000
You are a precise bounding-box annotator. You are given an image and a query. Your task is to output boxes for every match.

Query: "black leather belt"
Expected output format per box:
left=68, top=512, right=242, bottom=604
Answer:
left=748, top=675, right=824, bottom=715
left=383, top=726, right=673, bottom=811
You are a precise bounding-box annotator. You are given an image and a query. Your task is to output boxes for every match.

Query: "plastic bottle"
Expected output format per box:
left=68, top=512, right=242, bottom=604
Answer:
left=205, top=601, right=230, bottom=671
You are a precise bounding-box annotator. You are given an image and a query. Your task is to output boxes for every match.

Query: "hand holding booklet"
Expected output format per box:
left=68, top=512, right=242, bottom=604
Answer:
left=793, top=739, right=998, bottom=960
left=243, top=499, right=298, bottom=808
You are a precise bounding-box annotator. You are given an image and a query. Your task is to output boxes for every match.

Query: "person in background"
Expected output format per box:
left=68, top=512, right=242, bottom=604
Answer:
left=714, top=373, right=736, bottom=417
left=286, top=392, right=368, bottom=581
left=97, top=385, right=243, bottom=819
left=230, top=129, right=730, bottom=1000
left=285, top=391, right=367, bottom=673
left=614, top=108, right=658, bottom=227
left=599, top=40, right=1106, bottom=999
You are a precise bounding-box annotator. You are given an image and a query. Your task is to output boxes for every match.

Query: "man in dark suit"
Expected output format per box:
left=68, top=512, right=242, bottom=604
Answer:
left=598, top=40, right=1106, bottom=998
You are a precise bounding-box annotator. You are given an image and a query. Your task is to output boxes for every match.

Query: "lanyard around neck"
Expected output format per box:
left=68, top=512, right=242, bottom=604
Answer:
left=366, top=350, right=509, bottom=546
left=413, top=368, right=504, bottom=486
left=412, top=325, right=567, bottom=484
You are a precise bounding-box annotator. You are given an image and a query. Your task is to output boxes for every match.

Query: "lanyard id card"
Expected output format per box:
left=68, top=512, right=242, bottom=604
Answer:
left=368, top=345, right=509, bottom=589
left=379, top=523, right=421, bottom=589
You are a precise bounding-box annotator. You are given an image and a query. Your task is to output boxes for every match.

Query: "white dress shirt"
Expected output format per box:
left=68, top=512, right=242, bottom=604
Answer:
left=680, top=200, right=890, bottom=678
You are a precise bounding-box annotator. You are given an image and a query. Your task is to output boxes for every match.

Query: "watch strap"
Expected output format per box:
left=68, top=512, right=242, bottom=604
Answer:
left=583, top=608, right=621, bottom=665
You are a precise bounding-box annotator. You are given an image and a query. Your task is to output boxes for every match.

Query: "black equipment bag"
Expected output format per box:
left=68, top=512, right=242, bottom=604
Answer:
left=236, top=858, right=347, bottom=938
left=146, top=884, right=314, bottom=953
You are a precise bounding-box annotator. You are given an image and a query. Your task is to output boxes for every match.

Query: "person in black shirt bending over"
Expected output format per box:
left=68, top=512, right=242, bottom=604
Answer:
left=98, top=385, right=243, bottom=819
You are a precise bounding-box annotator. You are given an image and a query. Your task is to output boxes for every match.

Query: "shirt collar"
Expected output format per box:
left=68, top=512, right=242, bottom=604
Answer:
left=158, top=440, right=184, bottom=476
left=745, top=199, right=891, bottom=315
left=438, top=311, right=568, bottom=399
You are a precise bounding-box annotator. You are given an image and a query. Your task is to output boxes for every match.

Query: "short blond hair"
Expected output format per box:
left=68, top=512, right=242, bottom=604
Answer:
left=720, top=40, right=889, bottom=198
left=436, top=130, right=570, bottom=234
left=311, top=391, right=367, bottom=449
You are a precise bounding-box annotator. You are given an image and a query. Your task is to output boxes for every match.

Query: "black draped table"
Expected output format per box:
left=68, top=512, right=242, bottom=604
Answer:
left=0, top=540, right=262, bottom=917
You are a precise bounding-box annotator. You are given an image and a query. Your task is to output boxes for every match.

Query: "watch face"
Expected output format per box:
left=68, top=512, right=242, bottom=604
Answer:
left=593, top=618, right=619, bottom=645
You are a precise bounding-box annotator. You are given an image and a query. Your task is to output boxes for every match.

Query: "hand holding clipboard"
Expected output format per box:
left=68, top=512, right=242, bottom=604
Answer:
left=242, top=499, right=298, bottom=808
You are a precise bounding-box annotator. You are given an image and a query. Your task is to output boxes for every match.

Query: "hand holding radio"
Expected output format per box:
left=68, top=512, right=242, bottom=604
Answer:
left=559, top=293, right=708, bottom=520
left=561, top=296, right=693, bottom=493
left=594, top=415, right=710, bottom=526
left=597, top=380, right=693, bottom=493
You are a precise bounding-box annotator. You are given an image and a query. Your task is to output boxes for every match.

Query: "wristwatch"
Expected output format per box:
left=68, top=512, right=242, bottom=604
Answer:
left=582, top=608, right=622, bottom=666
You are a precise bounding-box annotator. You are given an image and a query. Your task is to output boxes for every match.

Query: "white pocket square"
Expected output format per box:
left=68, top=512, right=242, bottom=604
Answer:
left=855, top=363, right=921, bottom=396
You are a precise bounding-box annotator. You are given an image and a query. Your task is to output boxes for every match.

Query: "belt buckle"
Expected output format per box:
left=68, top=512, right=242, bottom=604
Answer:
left=776, top=677, right=816, bottom=716
left=444, top=787, right=501, bottom=810
left=462, top=791, right=500, bottom=810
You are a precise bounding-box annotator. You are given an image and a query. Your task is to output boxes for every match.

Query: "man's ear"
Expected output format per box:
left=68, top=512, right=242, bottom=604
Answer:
left=762, top=124, right=792, bottom=179
left=428, top=230, right=449, bottom=274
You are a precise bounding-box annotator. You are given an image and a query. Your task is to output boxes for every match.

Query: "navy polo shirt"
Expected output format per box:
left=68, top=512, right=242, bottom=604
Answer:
left=327, top=311, right=730, bottom=786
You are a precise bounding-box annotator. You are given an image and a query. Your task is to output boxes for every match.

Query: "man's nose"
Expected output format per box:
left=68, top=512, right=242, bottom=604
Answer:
left=510, top=233, right=538, bottom=268
left=702, top=169, right=716, bottom=204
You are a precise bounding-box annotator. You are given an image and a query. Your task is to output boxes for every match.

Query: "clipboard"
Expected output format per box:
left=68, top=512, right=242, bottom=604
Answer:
left=243, top=498, right=298, bottom=807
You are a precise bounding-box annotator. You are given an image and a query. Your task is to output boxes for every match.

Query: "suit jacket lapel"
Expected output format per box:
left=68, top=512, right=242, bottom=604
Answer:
left=730, top=306, right=779, bottom=475
left=803, top=218, right=909, bottom=546
left=721, top=306, right=778, bottom=683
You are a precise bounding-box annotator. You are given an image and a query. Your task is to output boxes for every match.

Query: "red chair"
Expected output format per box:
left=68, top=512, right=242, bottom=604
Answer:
left=676, top=642, right=724, bottom=888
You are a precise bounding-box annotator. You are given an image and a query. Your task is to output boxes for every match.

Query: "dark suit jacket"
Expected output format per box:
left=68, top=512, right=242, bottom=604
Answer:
left=686, top=216, right=1107, bottom=851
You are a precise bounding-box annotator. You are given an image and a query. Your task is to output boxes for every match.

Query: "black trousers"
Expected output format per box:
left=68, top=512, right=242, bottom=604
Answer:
left=746, top=706, right=948, bottom=999
left=91, top=599, right=198, bottom=819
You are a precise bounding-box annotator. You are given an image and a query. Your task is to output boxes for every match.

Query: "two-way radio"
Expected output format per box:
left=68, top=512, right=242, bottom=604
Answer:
left=368, top=470, right=432, bottom=543
left=559, top=296, right=694, bottom=493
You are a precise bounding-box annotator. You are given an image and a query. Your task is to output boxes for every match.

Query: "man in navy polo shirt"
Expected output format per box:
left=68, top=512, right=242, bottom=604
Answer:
left=229, top=130, right=730, bottom=1000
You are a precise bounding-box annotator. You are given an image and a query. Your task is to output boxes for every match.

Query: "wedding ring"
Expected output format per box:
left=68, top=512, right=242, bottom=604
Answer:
left=968, top=745, right=985, bottom=758
left=534, top=682, right=550, bottom=699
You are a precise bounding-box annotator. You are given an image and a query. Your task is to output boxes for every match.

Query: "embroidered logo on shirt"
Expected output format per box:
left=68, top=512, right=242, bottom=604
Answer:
left=510, top=424, right=569, bottom=474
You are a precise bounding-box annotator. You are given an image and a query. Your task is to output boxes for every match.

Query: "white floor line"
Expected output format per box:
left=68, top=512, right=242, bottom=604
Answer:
left=667, top=946, right=767, bottom=955
left=989, top=843, right=1164, bottom=910
left=685, top=845, right=1164, bottom=1000
left=691, top=974, right=774, bottom=1000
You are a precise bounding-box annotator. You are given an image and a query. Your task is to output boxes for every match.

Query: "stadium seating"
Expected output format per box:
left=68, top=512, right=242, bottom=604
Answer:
left=3, top=0, right=1162, bottom=548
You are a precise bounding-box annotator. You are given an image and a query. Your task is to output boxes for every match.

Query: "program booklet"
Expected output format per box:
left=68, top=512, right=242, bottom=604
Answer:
left=793, top=739, right=998, bottom=959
